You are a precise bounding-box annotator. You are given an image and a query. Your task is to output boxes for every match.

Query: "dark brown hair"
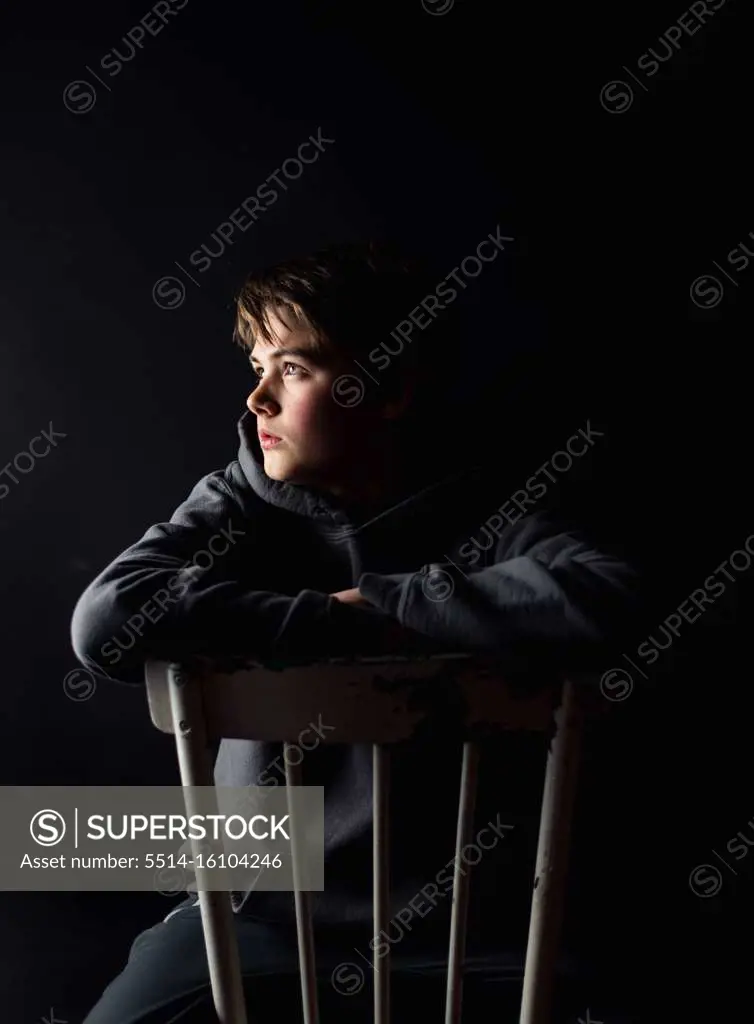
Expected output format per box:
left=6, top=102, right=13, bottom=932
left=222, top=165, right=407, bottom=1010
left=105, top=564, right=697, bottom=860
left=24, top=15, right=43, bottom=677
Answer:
left=232, top=238, right=455, bottom=404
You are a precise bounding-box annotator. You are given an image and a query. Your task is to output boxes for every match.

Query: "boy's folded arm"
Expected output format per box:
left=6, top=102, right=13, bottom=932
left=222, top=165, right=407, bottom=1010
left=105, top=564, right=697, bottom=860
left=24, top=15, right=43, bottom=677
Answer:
left=69, top=467, right=408, bottom=685
left=357, top=511, right=643, bottom=669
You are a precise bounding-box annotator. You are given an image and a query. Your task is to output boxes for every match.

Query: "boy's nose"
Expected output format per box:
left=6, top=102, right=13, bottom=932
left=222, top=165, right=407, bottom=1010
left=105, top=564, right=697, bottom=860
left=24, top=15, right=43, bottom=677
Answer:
left=248, top=384, right=278, bottom=417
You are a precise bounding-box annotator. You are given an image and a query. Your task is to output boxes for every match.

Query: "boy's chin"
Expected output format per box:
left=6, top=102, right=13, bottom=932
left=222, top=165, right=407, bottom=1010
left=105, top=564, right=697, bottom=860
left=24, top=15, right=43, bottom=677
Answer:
left=262, top=453, right=331, bottom=490
left=261, top=452, right=305, bottom=483
left=262, top=457, right=292, bottom=482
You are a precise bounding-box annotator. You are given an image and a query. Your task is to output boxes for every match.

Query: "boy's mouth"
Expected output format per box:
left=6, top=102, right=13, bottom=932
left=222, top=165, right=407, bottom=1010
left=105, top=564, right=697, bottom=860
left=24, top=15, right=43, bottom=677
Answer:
left=258, top=429, right=284, bottom=450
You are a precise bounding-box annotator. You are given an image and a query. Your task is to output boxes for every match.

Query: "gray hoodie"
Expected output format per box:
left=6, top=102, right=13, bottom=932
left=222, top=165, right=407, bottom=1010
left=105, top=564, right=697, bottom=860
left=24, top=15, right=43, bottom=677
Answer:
left=70, top=410, right=640, bottom=949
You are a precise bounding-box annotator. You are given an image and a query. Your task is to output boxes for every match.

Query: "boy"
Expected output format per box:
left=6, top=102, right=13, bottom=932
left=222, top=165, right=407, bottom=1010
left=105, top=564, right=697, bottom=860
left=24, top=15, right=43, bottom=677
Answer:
left=72, top=240, right=641, bottom=1022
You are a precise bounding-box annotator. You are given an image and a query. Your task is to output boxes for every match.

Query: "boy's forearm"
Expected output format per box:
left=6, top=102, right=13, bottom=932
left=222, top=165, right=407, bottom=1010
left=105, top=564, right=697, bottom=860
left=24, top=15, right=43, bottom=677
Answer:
left=355, top=514, right=641, bottom=666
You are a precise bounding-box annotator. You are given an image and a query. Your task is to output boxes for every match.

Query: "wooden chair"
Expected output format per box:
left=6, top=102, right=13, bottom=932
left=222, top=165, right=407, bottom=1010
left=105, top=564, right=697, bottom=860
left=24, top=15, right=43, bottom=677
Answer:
left=144, top=653, right=594, bottom=1024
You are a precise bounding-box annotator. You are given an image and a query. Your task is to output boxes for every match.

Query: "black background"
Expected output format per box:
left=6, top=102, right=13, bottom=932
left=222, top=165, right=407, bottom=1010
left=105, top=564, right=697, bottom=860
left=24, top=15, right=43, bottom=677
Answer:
left=1, top=0, right=751, bottom=1019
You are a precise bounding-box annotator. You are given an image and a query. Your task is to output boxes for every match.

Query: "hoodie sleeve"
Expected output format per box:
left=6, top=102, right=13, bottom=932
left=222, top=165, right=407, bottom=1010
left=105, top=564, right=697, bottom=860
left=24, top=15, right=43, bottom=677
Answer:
left=357, top=511, right=642, bottom=671
left=70, top=464, right=409, bottom=685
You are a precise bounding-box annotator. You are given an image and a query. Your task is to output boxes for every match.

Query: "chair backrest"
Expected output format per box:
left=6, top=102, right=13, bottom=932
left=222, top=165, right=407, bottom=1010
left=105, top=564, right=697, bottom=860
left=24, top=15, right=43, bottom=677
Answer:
left=145, top=654, right=594, bottom=1024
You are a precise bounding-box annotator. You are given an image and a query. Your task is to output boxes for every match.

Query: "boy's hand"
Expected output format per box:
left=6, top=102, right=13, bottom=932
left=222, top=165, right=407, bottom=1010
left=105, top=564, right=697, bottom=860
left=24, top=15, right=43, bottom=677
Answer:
left=330, top=587, right=371, bottom=607
left=331, top=587, right=444, bottom=655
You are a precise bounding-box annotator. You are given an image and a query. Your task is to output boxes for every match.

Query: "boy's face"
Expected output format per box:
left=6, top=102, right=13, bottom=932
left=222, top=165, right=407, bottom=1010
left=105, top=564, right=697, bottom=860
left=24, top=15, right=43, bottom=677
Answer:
left=247, top=306, right=391, bottom=495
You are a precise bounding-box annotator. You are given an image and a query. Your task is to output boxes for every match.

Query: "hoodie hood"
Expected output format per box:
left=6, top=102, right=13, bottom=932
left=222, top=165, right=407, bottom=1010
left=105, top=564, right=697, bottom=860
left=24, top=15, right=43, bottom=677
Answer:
left=236, top=408, right=485, bottom=538
left=237, top=409, right=339, bottom=522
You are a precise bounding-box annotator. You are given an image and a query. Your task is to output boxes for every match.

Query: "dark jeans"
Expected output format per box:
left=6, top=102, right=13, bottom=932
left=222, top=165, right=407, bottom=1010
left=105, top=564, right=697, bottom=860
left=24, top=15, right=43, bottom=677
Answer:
left=82, top=896, right=641, bottom=1023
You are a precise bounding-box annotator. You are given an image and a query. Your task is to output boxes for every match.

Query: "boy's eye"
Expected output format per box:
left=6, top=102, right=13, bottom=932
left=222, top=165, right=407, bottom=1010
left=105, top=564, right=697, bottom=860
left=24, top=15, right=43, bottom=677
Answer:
left=251, top=361, right=306, bottom=380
